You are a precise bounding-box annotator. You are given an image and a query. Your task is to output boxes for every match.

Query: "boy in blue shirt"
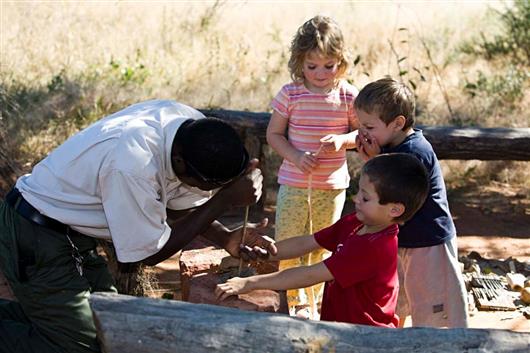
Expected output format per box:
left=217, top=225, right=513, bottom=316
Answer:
left=354, top=78, right=468, bottom=328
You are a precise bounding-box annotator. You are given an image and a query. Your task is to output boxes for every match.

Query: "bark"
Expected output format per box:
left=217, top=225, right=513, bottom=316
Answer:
left=90, top=292, right=530, bottom=353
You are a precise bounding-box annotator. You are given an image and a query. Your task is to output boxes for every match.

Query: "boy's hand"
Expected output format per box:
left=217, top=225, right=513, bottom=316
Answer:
left=215, top=277, right=252, bottom=301
left=294, top=151, right=319, bottom=174
left=320, top=134, right=344, bottom=153
left=355, top=130, right=380, bottom=160
left=224, top=218, right=277, bottom=261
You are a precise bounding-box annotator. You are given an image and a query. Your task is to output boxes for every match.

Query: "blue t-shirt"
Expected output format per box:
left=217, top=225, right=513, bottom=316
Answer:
left=382, top=129, right=456, bottom=248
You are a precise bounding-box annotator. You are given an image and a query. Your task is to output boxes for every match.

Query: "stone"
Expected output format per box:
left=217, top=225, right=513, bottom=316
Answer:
left=188, top=272, right=281, bottom=313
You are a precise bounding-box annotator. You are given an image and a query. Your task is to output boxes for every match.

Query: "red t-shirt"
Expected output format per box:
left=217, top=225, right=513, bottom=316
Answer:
left=314, top=213, right=399, bottom=327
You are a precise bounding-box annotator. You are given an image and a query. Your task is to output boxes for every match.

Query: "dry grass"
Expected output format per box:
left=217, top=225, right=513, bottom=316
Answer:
left=3, top=1, right=521, bottom=114
left=1, top=1, right=528, bottom=190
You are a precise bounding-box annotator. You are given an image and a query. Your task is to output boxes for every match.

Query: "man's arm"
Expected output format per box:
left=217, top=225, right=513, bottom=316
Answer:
left=142, top=165, right=275, bottom=266
left=215, top=262, right=333, bottom=301
left=142, top=190, right=236, bottom=266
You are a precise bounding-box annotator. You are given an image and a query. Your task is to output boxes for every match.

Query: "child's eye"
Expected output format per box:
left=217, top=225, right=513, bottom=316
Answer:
left=307, top=65, right=316, bottom=70
left=363, top=197, right=369, bottom=202
left=325, top=65, right=335, bottom=69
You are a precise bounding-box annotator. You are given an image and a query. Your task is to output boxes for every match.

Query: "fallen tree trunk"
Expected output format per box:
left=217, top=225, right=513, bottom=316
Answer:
left=200, top=109, right=530, bottom=161
left=90, top=292, right=530, bottom=353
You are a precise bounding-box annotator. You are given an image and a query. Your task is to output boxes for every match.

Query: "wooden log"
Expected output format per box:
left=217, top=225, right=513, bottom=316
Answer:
left=421, top=126, right=530, bottom=161
left=200, top=109, right=530, bottom=161
left=90, top=292, right=530, bottom=353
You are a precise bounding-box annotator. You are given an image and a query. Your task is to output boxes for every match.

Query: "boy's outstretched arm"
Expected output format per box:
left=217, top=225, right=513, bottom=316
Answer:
left=215, top=262, right=333, bottom=302
left=270, top=234, right=321, bottom=261
left=243, top=234, right=320, bottom=262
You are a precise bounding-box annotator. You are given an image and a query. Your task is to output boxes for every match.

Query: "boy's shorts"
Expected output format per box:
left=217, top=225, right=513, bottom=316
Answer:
left=396, top=237, right=469, bottom=328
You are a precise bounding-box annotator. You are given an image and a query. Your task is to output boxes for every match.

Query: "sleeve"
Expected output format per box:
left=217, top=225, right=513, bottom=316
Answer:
left=314, top=213, right=358, bottom=251
left=166, top=184, right=215, bottom=210
left=323, top=236, right=380, bottom=288
left=99, top=169, right=171, bottom=263
left=270, top=85, right=290, bottom=118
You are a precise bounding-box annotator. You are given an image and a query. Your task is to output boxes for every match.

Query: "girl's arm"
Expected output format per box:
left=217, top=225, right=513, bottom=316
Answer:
left=320, top=114, right=360, bottom=152
left=267, top=111, right=318, bottom=174
left=215, top=262, right=333, bottom=302
left=320, top=130, right=359, bottom=152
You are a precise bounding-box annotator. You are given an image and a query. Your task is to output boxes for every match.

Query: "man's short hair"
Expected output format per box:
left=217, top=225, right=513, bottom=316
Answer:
left=179, top=118, right=248, bottom=183
left=354, top=77, right=416, bottom=130
left=362, top=153, right=429, bottom=223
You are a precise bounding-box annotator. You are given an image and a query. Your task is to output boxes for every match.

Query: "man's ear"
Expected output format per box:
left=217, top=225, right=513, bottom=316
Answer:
left=389, top=203, right=405, bottom=219
left=391, top=115, right=406, bottom=131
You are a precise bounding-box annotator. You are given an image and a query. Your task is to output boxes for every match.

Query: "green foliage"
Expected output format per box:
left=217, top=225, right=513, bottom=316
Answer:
left=464, top=65, right=529, bottom=107
left=461, top=1, right=529, bottom=109
left=462, top=0, right=530, bottom=66
left=108, top=49, right=149, bottom=85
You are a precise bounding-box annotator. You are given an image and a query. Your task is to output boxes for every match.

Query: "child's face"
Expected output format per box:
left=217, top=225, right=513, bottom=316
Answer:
left=356, top=108, right=402, bottom=148
left=354, top=173, right=395, bottom=227
left=302, top=50, right=340, bottom=93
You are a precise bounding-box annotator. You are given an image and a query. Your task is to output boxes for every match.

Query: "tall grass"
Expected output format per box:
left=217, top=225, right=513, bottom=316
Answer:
left=1, top=1, right=529, bottom=196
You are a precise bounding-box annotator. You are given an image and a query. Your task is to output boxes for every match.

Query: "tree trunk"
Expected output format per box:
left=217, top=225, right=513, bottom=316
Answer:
left=90, top=292, right=530, bottom=353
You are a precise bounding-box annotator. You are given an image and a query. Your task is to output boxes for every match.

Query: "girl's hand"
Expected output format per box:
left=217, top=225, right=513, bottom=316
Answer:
left=320, top=134, right=344, bottom=153
left=355, top=130, right=380, bottom=160
left=215, top=277, right=252, bottom=301
left=295, top=151, right=319, bottom=174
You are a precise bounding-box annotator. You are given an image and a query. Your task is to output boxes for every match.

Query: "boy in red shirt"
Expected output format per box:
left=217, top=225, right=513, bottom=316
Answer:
left=216, top=153, right=429, bottom=327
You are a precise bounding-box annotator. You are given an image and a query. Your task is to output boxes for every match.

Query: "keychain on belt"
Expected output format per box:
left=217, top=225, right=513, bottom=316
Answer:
left=66, top=228, right=84, bottom=276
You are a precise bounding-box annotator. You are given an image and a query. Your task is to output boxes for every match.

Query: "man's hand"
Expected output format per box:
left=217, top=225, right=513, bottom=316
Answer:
left=215, top=276, right=253, bottom=301
left=355, top=130, right=381, bottom=161
left=224, top=217, right=277, bottom=260
left=217, top=159, right=263, bottom=207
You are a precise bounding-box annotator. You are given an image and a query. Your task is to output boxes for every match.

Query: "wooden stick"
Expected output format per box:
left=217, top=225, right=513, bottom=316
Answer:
left=306, top=145, right=322, bottom=318
left=237, top=206, right=250, bottom=276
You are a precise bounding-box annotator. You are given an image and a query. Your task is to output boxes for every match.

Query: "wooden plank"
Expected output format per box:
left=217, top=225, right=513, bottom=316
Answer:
left=90, top=292, right=530, bottom=353
left=200, top=109, right=530, bottom=161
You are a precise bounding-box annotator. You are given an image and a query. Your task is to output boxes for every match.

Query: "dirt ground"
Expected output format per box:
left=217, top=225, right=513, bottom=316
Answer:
left=152, top=185, right=530, bottom=332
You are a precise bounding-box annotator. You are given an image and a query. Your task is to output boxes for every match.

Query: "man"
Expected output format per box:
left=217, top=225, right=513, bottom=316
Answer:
left=0, top=100, right=276, bottom=353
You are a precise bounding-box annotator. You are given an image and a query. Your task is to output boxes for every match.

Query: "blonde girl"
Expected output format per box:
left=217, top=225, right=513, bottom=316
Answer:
left=266, top=15, right=359, bottom=319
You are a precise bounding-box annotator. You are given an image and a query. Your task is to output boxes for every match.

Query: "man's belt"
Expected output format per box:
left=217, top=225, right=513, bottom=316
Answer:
left=5, top=188, right=70, bottom=234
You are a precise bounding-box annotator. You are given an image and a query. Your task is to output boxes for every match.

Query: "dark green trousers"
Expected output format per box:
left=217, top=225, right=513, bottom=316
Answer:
left=0, top=200, right=117, bottom=353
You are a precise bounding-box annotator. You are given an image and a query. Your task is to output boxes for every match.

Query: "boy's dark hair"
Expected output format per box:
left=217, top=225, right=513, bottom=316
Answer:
left=362, top=153, right=429, bottom=223
left=177, top=118, right=248, bottom=183
left=354, top=77, right=415, bottom=130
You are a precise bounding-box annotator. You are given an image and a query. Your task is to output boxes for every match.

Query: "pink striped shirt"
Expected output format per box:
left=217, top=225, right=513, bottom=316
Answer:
left=271, top=80, right=358, bottom=189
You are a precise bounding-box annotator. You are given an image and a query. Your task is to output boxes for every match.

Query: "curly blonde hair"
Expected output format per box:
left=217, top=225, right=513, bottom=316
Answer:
left=288, top=15, right=350, bottom=82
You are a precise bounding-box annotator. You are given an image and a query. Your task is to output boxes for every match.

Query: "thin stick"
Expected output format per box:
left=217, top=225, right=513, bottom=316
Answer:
left=306, top=145, right=322, bottom=318
left=307, top=145, right=323, bottom=235
left=237, top=205, right=250, bottom=276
